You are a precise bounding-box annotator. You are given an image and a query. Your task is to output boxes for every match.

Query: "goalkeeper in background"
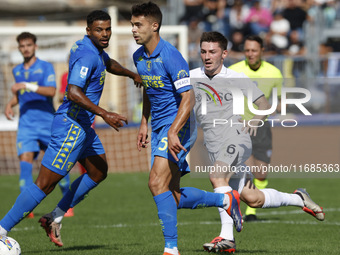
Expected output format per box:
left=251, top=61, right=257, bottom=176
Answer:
left=4, top=32, right=73, bottom=218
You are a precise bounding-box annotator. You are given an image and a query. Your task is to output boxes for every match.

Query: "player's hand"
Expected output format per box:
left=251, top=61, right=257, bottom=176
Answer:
left=132, top=73, right=143, bottom=88
left=5, top=104, right=14, bottom=120
left=102, top=111, right=128, bottom=132
left=240, top=118, right=258, bottom=136
left=168, top=129, right=186, bottom=162
left=137, top=123, right=149, bottom=151
left=11, top=83, right=25, bottom=94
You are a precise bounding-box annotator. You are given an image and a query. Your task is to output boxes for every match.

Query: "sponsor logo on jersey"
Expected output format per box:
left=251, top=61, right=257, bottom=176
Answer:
left=47, top=74, right=55, bottom=82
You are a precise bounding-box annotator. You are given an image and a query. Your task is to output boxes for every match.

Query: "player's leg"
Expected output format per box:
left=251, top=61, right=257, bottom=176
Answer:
left=17, top=152, right=35, bottom=218
left=0, top=165, right=64, bottom=236
left=240, top=180, right=324, bottom=220
left=18, top=152, right=34, bottom=192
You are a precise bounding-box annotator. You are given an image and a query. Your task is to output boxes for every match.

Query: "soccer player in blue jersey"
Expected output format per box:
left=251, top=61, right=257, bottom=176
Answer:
left=4, top=32, right=72, bottom=219
left=131, top=2, right=242, bottom=255
left=0, top=10, right=142, bottom=246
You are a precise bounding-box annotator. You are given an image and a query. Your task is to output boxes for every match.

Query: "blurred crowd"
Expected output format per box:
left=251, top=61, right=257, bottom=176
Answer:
left=180, top=0, right=339, bottom=66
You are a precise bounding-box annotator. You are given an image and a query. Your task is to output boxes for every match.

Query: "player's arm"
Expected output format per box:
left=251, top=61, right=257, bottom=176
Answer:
left=137, top=88, right=151, bottom=151
left=245, top=95, right=270, bottom=136
left=4, top=94, right=18, bottom=120
left=168, top=89, right=195, bottom=161
left=106, top=59, right=142, bottom=87
left=11, top=83, right=56, bottom=97
left=67, top=84, right=127, bottom=131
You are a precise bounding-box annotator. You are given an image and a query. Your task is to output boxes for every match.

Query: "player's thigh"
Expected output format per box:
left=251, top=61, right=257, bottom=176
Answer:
left=79, top=153, right=108, bottom=183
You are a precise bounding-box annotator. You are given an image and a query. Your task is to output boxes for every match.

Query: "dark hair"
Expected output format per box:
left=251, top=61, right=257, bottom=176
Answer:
left=131, top=2, right=162, bottom=32
left=16, top=32, right=37, bottom=44
left=87, top=10, right=111, bottom=27
left=245, top=35, right=263, bottom=48
left=200, top=31, right=228, bottom=50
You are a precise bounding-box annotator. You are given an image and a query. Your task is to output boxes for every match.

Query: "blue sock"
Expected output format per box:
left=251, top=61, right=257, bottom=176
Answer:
left=177, top=187, right=224, bottom=209
left=19, top=161, right=33, bottom=192
left=154, top=191, right=178, bottom=249
left=58, top=174, right=71, bottom=197
left=0, top=183, right=46, bottom=232
left=57, top=173, right=97, bottom=212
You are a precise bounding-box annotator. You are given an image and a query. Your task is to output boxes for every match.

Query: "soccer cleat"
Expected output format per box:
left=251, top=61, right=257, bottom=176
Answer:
left=294, top=188, right=325, bottom=221
left=26, top=212, right=34, bottom=219
left=203, top=236, right=236, bottom=253
left=224, top=190, right=243, bottom=232
left=38, top=213, right=63, bottom=247
left=163, top=252, right=180, bottom=255
left=64, top=208, right=74, bottom=217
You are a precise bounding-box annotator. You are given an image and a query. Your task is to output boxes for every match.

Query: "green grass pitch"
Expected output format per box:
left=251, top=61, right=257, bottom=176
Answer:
left=0, top=172, right=339, bottom=254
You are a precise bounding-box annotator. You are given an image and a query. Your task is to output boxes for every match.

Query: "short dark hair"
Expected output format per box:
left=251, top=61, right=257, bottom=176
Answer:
left=200, top=31, right=228, bottom=50
left=16, top=32, right=37, bottom=44
left=131, top=2, right=162, bottom=32
left=87, top=10, right=111, bottom=27
left=245, top=35, right=263, bottom=48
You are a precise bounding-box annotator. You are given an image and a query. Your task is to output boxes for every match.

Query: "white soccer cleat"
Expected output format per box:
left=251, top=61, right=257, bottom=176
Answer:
left=294, top=188, right=325, bottom=221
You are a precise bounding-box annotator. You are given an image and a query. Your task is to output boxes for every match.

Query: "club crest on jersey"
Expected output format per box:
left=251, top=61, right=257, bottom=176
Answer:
left=177, top=70, right=189, bottom=80
left=146, top=61, right=152, bottom=71
left=80, top=66, right=88, bottom=78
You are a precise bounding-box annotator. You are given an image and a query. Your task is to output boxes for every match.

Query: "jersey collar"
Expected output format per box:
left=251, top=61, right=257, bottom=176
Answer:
left=142, top=37, right=165, bottom=58
left=83, top=35, right=102, bottom=55
left=201, top=65, right=228, bottom=78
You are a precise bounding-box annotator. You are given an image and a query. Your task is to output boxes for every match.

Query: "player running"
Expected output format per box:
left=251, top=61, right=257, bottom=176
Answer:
left=190, top=31, right=324, bottom=253
left=0, top=10, right=142, bottom=246
left=132, top=3, right=242, bottom=255
left=4, top=32, right=72, bottom=218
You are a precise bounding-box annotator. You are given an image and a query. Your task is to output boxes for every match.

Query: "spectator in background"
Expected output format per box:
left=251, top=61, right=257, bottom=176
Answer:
left=286, top=30, right=305, bottom=56
left=308, top=0, right=337, bottom=28
left=229, top=0, right=250, bottom=35
left=202, top=0, right=227, bottom=34
left=188, top=17, right=204, bottom=68
left=179, top=0, right=204, bottom=25
left=228, top=29, right=246, bottom=59
left=245, top=0, right=273, bottom=35
left=268, top=10, right=290, bottom=52
left=283, top=0, right=309, bottom=38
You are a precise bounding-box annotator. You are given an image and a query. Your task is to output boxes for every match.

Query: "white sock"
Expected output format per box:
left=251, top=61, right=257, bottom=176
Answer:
left=214, top=186, right=234, bottom=241
left=164, top=247, right=179, bottom=255
left=261, top=188, right=304, bottom=208
left=52, top=206, right=66, bottom=224
left=0, top=225, right=8, bottom=236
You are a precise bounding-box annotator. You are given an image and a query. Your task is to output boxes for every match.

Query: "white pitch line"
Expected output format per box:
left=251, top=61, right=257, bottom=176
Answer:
left=10, top=207, right=340, bottom=232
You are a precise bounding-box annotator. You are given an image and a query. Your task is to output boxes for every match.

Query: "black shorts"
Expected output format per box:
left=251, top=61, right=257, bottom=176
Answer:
left=250, top=121, right=272, bottom=163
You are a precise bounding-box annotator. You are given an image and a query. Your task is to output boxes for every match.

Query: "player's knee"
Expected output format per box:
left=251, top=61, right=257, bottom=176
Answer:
left=148, top=175, right=166, bottom=195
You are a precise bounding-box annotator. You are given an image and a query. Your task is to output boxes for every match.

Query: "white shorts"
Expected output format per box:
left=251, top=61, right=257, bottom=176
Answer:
left=208, top=125, right=253, bottom=194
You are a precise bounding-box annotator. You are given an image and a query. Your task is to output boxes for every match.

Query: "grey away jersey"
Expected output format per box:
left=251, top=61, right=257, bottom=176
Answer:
left=191, top=65, right=264, bottom=153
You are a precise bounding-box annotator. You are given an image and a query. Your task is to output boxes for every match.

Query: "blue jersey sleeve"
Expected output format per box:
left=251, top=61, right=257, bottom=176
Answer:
left=68, top=53, right=96, bottom=89
left=163, top=48, right=191, bottom=94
